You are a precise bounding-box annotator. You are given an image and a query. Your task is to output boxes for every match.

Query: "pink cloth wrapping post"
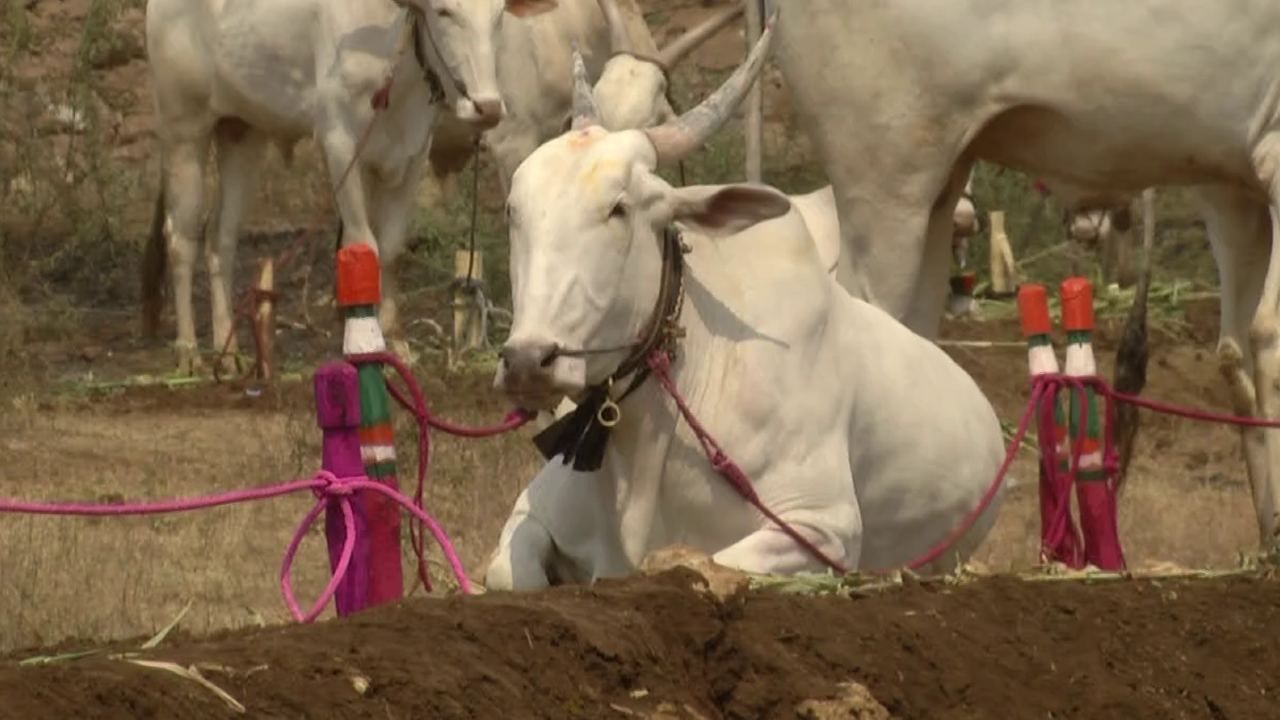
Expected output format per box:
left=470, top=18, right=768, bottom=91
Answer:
left=315, top=361, right=371, bottom=616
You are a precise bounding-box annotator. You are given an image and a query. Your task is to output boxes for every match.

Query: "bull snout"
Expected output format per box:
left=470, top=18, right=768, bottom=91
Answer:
left=1068, top=219, right=1103, bottom=247
left=458, top=96, right=506, bottom=128
left=495, top=336, right=583, bottom=410
left=500, top=338, right=558, bottom=379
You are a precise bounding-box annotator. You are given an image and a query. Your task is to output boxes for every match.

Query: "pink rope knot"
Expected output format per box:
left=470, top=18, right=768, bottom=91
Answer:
left=646, top=350, right=672, bottom=373
left=310, top=470, right=359, bottom=499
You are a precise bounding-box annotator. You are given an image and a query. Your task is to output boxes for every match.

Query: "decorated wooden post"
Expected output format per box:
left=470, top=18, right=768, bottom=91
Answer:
left=1017, top=283, right=1080, bottom=567
left=988, top=210, right=1018, bottom=297
left=1059, top=277, right=1126, bottom=570
left=252, top=257, right=275, bottom=384
left=336, top=243, right=404, bottom=607
left=451, top=249, right=485, bottom=362
left=314, top=361, right=369, bottom=615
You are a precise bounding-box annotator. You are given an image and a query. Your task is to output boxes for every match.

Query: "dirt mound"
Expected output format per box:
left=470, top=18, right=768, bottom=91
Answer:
left=3, top=568, right=1278, bottom=719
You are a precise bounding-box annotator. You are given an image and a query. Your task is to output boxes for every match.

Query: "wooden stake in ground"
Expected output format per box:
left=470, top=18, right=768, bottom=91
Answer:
left=1060, top=276, right=1126, bottom=571
left=336, top=243, right=403, bottom=609
left=1016, top=283, right=1079, bottom=567
left=314, top=361, right=367, bottom=616
left=988, top=210, right=1018, bottom=297
left=251, top=257, right=275, bottom=384
left=743, top=0, right=764, bottom=184
left=452, top=249, right=485, bottom=362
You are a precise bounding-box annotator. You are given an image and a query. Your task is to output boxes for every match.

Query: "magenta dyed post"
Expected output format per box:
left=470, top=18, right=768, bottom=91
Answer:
left=314, top=361, right=371, bottom=616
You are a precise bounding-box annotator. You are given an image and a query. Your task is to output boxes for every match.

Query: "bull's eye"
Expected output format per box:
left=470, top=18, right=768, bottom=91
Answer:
left=435, top=6, right=454, bottom=20
left=608, top=201, right=628, bottom=220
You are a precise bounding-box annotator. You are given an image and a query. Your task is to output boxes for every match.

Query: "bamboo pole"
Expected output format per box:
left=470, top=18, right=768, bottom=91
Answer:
left=988, top=210, right=1017, bottom=296
left=743, top=0, right=763, bottom=183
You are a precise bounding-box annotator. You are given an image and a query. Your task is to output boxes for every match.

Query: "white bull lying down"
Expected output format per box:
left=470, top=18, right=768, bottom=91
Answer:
left=141, top=0, right=559, bottom=374
left=482, top=25, right=1007, bottom=589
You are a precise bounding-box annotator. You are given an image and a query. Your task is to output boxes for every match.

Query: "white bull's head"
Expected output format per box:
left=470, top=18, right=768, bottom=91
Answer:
left=952, top=195, right=978, bottom=237
left=395, top=0, right=558, bottom=127
left=570, top=0, right=743, bottom=132
left=496, top=16, right=784, bottom=410
left=1066, top=208, right=1112, bottom=247
left=1066, top=201, right=1133, bottom=249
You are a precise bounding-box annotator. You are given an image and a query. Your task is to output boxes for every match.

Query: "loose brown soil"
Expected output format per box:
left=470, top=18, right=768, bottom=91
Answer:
left=3, top=568, right=1278, bottom=720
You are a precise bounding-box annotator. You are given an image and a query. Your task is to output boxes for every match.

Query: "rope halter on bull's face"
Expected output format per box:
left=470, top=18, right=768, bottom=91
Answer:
left=524, top=13, right=780, bottom=471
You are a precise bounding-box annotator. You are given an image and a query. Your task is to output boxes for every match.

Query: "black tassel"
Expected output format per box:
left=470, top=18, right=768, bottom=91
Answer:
left=530, top=385, right=614, bottom=472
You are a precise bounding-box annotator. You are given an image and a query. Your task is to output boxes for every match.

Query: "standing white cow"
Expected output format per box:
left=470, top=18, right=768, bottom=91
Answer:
left=424, top=0, right=744, bottom=193
left=140, top=0, right=559, bottom=374
left=773, top=0, right=1280, bottom=550
left=482, top=26, right=1006, bottom=590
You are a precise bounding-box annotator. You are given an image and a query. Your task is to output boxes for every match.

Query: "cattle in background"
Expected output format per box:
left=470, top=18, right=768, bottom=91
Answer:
left=425, top=0, right=744, bottom=195
left=140, top=0, right=559, bottom=374
left=773, top=0, right=1280, bottom=550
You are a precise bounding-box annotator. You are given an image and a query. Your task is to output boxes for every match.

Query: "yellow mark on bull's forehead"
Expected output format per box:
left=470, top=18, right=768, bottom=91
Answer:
left=579, top=158, right=623, bottom=191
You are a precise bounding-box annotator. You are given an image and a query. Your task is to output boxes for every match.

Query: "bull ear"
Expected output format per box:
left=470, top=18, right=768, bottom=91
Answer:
left=506, top=0, right=558, bottom=17
left=670, top=183, right=791, bottom=237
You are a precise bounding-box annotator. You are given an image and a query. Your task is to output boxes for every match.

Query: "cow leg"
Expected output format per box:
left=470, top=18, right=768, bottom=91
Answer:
left=205, top=120, right=266, bottom=376
left=712, top=512, right=862, bottom=577
left=320, top=124, right=376, bottom=254
left=159, top=132, right=211, bottom=375
left=1196, top=184, right=1279, bottom=550
left=367, top=165, right=424, bottom=361
left=825, top=157, right=973, bottom=339
left=1100, top=201, right=1139, bottom=288
left=1249, top=146, right=1280, bottom=551
left=485, top=461, right=631, bottom=590
left=924, top=163, right=976, bottom=322
left=483, top=489, right=557, bottom=591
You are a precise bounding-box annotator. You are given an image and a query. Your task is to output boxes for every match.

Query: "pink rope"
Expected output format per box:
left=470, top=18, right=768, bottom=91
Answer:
left=646, top=351, right=1280, bottom=577
left=7, top=347, right=1274, bottom=614
left=348, top=351, right=533, bottom=593
left=0, top=470, right=480, bottom=623
left=0, top=354, right=533, bottom=623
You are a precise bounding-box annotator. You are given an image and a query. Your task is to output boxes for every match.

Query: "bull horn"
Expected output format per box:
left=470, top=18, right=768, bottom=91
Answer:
left=656, top=5, right=744, bottom=69
left=643, top=7, right=777, bottom=166
left=597, top=0, right=633, bottom=55
left=570, top=47, right=601, bottom=129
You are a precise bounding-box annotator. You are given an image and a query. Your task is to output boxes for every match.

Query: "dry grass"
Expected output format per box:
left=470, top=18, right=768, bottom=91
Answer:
left=0, top=357, right=547, bottom=655
left=0, top=334, right=1263, bottom=656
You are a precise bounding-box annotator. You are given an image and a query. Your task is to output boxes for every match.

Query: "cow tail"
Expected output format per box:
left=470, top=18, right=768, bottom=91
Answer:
left=140, top=184, right=168, bottom=338
left=1111, top=190, right=1155, bottom=495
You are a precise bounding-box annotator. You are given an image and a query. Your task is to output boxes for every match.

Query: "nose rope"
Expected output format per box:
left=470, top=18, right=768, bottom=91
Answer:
left=408, top=10, right=457, bottom=105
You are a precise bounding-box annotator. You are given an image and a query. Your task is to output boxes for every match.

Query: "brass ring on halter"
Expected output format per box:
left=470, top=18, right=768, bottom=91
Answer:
left=597, top=398, right=621, bottom=428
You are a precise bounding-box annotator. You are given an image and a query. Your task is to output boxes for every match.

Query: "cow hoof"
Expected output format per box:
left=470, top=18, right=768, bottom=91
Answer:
left=641, top=543, right=749, bottom=601
left=213, top=350, right=243, bottom=378
left=173, top=342, right=203, bottom=377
